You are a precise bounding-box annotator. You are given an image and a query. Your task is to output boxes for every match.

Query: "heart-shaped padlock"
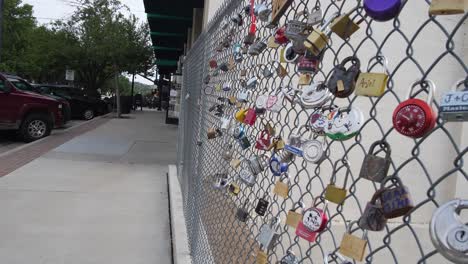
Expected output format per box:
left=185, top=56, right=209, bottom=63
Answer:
left=393, top=79, right=436, bottom=138
left=299, top=81, right=333, bottom=109
left=325, top=106, right=364, bottom=141
left=327, top=56, right=361, bottom=98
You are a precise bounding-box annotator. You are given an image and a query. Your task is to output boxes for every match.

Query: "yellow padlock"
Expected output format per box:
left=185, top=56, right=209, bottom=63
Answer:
left=273, top=174, right=289, bottom=199
left=267, top=36, right=280, bottom=49
left=257, top=250, right=268, bottom=264
left=339, top=221, right=368, bottom=262
left=235, top=108, right=248, bottom=122
left=304, top=13, right=339, bottom=55
left=285, top=202, right=304, bottom=228
left=324, top=159, right=351, bottom=205
left=330, top=9, right=364, bottom=40
left=279, top=47, right=287, bottom=63
left=355, top=55, right=389, bottom=97
left=429, top=0, right=466, bottom=15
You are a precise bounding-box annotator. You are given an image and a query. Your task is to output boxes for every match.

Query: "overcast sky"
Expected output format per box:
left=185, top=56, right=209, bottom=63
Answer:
left=23, top=0, right=155, bottom=85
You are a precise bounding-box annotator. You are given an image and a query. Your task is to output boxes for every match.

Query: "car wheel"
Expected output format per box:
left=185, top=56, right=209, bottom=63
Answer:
left=83, top=109, right=95, bottom=120
left=19, top=114, right=52, bottom=142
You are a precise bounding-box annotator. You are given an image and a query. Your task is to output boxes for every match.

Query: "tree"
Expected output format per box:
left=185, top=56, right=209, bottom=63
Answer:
left=56, top=0, right=154, bottom=92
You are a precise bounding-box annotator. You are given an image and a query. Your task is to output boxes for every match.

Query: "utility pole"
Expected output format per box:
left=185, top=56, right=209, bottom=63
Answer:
left=0, top=0, right=4, bottom=63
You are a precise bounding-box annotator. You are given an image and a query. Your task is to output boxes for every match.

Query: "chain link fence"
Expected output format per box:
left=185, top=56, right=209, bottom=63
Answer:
left=177, top=0, right=467, bottom=263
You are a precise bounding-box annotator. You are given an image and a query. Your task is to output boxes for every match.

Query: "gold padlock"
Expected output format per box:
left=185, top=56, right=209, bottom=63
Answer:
left=324, top=159, right=351, bottom=204
left=228, top=56, right=236, bottom=70
left=277, top=63, right=288, bottom=77
left=214, top=83, right=222, bottom=92
left=330, top=14, right=363, bottom=40
left=279, top=47, right=287, bottom=63
left=285, top=202, right=304, bottom=228
left=230, top=158, right=242, bottom=169
left=298, top=73, right=312, bottom=85
left=273, top=175, right=289, bottom=199
left=228, top=182, right=240, bottom=196
left=240, top=69, right=247, bottom=77
left=304, top=13, right=339, bottom=55
left=267, top=36, right=280, bottom=49
left=355, top=55, right=389, bottom=97
left=429, top=0, right=466, bottom=15
left=257, top=250, right=268, bottom=264
left=339, top=221, right=368, bottom=262
left=207, top=127, right=218, bottom=139
left=275, top=138, right=286, bottom=150
left=229, top=96, right=237, bottom=105
left=235, top=108, right=248, bottom=122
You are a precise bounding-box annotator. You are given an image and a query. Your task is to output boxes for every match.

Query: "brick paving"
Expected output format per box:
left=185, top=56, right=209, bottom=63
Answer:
left=0, top=116, right=110, bottom=177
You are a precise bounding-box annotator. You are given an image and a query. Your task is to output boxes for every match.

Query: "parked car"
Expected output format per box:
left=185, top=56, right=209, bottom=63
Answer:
left=34, top=84, right=109, bottom=120
left=0, top=73, right=67, bottom=142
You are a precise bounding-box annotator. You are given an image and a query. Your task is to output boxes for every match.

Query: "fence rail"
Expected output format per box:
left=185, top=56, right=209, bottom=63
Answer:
left=177, top=0, right=467, bottom=263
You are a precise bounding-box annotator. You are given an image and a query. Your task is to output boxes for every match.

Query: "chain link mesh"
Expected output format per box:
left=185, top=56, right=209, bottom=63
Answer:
left=177, top=0, right=467, bottom=263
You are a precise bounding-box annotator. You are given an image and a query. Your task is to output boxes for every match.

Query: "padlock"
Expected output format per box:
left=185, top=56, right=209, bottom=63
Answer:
left=249, top=38, right=268, bottom=56
left=246, top=76, right=258, bottom=89
left=299, top=81, right=332, bottom=109
left=237, top=135, right=251, bottom=150
left=255, top=196, right=269, bottom=216
left=207, top=127, right=222, bottom=139
left=243, top=108, right=257, bottom=126
left=240, top=68, right=247, bottom=77
left=255, top=130, right=271, bottom=150
left=239, top=165, right=257, bottom=187
left=244, top=0, right=257, bottom=45
left=298, top=73, right=312, bottom=86
left=256, top=95, right=268, bottom=114
left=286, top=202, right=305, bottom=229
left=280, top=250, right=300, bottom=264
left=232, top=13, right=243, bottom=26
left=392, top=79, right=436, bottom=138
left=221, top=116, right=232, bottom=131
left=330, top=8, right=364, bottom=39
left=339, top=221, right=368, bottom=262
left=237, top=89, right=251, bottom=103
left=302, top=134, right=327, bottom=164
left=257, top=217, right=281, bottom=251
left=257, top=250, right=268, bottom=264
left=273, top=174, right=289, bottom=199
left=218, top=62, right=229, bottom=72
left=359, top=140, right=392, bottom=182
left=439, top=78, right=468, bottom=122
left=260, top=64, right=274, bottom=78
left=325, top=159, right=351, bottom=205
left=270, top=0, right=294, bottom=27
left=430, top=199, right=468, bottom=263
left=267, top=36, right=280, bottom=48
left=277, top=62, right=288, bottom=77
left=247, top=155, right=268, bottom=176
left=358, top=188, right=388, bottom=231
left=235, top=108, right=248, bottom=123
left=377, top=176, right=414, bottom=218
left=236, top=199, right=250, bottom=222
left=297, top=51, right=321, bottom=74
left=230, top=159, right=242, bottom=170
left=283, top=42, right=300, bottom=63
left=324, top=252, right=353, bottom=264
left=284, top=126, right=308, bottom=157
left=325, top=106, right=364, bottom=141
left=231, top=125, right=245, bottom=139
left=309, top=105, right=337, bottom=134
left=304, top=13, right=339, bottom=56
left=307, top=6, right=323, bottom=26
left=364, top=0, right=403, bottom=21
left=209, top=59, right=218, bottom=69
left=275, top=26, right=289, bottom=45
left=296, top=197, right=328, bottom=242
left=213, top=173, right=230, bottom=189
left=355, top=55, right=389, bottom=97
left=328, top=56, right=361, bottom=98
left=269, top=154, right=288, bottom=176
left=222, top=143, right=234, bottom=160
left=429, top=0, right=466, bottom=15
left=255, top=2, right=272, bottom=22
left=222, top=82, right=231, bottom=92
left=228, top=182, right=240, bottom=196
left=229, top=96, right=237, bottom=105
left=284, top=11, right=310, bottom=43
left=267, top=93, right=284, bottom=113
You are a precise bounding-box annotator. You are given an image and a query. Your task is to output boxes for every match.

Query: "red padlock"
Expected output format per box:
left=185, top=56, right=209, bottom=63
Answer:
left=209, top=59, right=218, bottom=69
left=255, top=130, right=271, bottom=150
left=243, top=108, right=257, bottom=126
left=296, top=197, right=328, bottom=242
left=275, top=26, right=289, bottom=45
left=392, top=80, right=436, bottom=138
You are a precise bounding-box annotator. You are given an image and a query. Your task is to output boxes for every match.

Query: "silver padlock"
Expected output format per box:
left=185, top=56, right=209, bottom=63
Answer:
left=220, top=116, right=232, bottom=131
left=324, top=252, right=352, bottom=264
left=302, top=134, right=326, bottom=164
left=256, top=95, right=268, bottom=114
left=430, top=199, right=468, bottom=264
left=439, top=78, right=468, bottom=122
left=280, top=250, right=300, bottom=264
left=284, top=126, right=308, bottom=157
left=237, top=89, right=251, bottom=103
left=246, top=76, right=258, bottom=89
left=222, top=144, right=233, bottom=161
left=299, top=81, right=333, bottom=109
left=307, top=7, right=323, bottom=26
left=238, top=162, right=256, bottom=187
left=247, top=155, right=268, bottom=175
left=213, top=173, right=230, bottom=190
left=257, top=217, right=280, bottom=251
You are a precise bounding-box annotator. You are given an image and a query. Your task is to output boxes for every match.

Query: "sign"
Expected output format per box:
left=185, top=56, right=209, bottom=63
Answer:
left=65, top=70, right=75, bottom=81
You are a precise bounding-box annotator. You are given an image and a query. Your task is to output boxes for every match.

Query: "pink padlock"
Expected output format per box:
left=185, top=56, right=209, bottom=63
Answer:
left=295, top=221, right=318, bottom=242
left=243, top=108, right=257, bottom=126
left=255, top=130, right=271, bottom=150
left=296, top=197, right=328, bottom=242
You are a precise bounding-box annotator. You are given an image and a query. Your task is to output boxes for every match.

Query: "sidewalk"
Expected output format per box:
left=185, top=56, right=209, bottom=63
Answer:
left=0, top=110, right=177, bottom=264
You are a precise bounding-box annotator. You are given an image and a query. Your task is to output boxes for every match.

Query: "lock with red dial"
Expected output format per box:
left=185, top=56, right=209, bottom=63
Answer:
left=392, top=80, right=437, bottom=138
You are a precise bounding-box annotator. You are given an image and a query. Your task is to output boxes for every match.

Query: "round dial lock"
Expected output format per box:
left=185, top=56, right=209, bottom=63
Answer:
left=300, top=82, right=332, bottom=108
left=447, top=226, right=468, bottom=253
left=303, top=208, right=325, bottom=232
left=302, top=140, right=325, bottom=163
left=392, top=99, right=436, bottom=138
left=325, top=107, right=364, bottom=141
left=310, top=112, right=328, bottom=133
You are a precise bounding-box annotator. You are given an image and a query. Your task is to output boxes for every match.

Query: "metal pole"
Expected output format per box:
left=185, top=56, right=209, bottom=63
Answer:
left=131, top=73, right=135, bottom=110
left=114, top=73, right=121, bottom=118
left=0, top=0, right=4, bottom=63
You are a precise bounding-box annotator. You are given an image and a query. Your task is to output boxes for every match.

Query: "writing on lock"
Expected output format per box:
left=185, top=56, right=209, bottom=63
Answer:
left=382, top=190, right=411, bottom=212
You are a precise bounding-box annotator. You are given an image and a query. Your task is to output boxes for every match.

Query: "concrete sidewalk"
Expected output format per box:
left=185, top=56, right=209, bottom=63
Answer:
left=0, top=110, right=177, bottom=264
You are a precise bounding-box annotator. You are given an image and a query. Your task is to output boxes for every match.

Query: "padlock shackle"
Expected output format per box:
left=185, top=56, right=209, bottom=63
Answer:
left=367, top=55, right=390, bottom=73
left=320, top=12, right=340, bottom=32
left=380, top=175, right=404, bottom=189
left=313, top=196, right=328, bottom=212
left=408, top=79, right=436, bottom=104
left=340, top=56, right=361, bottom=70
left=330, top=158, right=351, bottom=187
left=368, top=140, right=392, bottom=158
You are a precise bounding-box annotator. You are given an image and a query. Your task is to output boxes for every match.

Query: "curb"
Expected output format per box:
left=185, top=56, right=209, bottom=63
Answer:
left=0, top=114, right=109, bottom=159
left=168, top=165, right=192, bottom=264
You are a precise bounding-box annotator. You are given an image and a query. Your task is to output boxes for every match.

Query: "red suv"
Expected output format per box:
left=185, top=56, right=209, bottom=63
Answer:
left=0, top=73, right=67, bottom=142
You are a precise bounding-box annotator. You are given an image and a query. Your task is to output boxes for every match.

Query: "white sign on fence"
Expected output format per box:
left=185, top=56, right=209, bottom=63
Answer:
left=65, top=70, right=75, bottom=81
